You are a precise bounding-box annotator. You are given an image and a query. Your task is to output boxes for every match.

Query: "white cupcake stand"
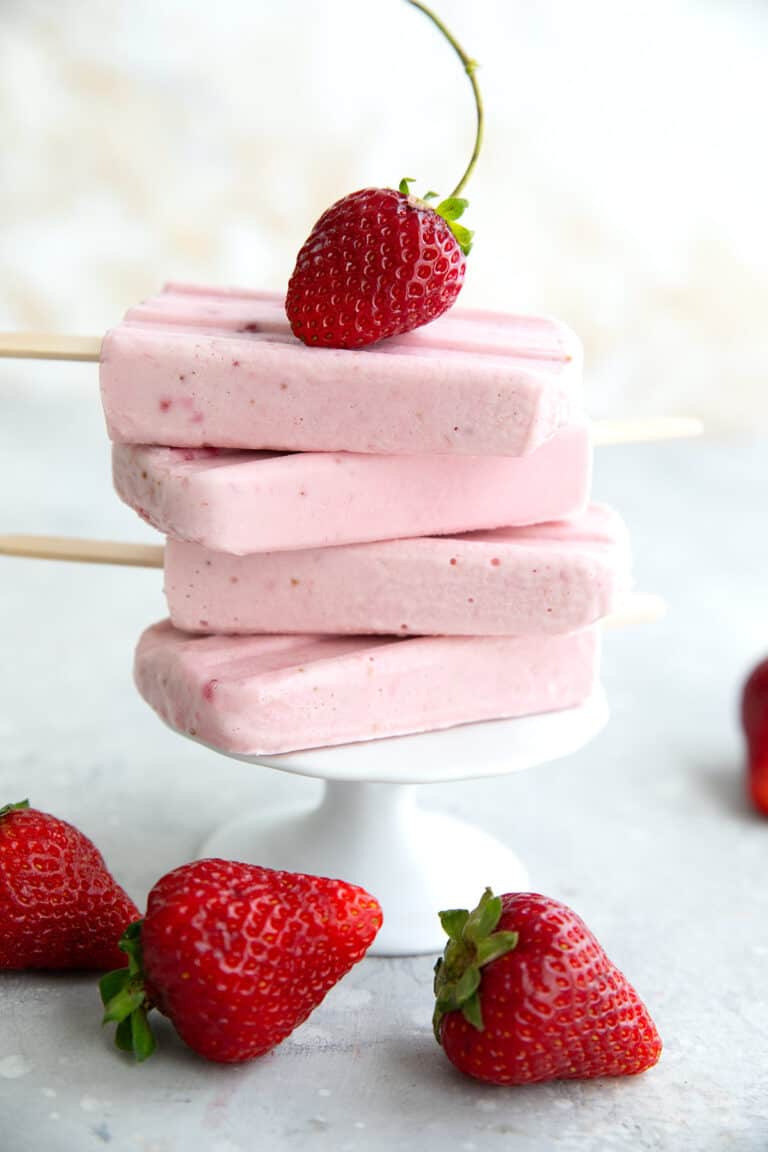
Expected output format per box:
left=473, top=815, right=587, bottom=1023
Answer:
left=198, top=689, right=608, bottom=956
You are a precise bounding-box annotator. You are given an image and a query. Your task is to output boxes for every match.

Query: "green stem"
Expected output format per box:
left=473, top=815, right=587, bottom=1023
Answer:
left=0, top=800, right=30, bottom=819
left=405, top=0, right=483, bottom=198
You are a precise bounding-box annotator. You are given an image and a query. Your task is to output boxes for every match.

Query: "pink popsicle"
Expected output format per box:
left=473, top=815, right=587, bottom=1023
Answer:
left=113, top=420, right=591, bottom=555
left=164, top=504, right=628, bottom=638
left=100, top=285, right=582, bottom=455
left=134, top=622, right=599, bottom=755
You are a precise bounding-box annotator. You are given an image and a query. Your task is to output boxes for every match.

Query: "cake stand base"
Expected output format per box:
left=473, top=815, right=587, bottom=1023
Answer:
left=196, top=691, right=609, bottom=956
left=201, top=781, right=528, bottom=956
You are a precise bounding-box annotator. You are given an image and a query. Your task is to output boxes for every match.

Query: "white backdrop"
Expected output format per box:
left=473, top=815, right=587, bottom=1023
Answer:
left=1, top=0, right=766, bottom=428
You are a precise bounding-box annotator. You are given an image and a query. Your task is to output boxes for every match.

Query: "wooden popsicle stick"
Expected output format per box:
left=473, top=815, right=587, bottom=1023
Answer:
left=0, top=333, right=102, bottom=362
left=592, top=417, right=703, bottom=445
left=0, top=534, right=164, bottom=568
left=603, top=593, right=666, bottom=629
left=0, top=532, right=665, bottom=627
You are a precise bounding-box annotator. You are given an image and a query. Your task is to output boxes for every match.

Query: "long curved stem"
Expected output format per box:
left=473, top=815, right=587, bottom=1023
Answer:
left=405, top=0, right=483, bottom=197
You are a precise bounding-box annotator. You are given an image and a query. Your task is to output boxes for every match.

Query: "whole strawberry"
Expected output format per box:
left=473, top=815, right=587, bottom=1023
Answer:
left=433, top=889, right=662, bottom=1085
left=286, top=185, right=470, bottom=349
left=0, top=800, right=139, bottom=970
left=286, top=1, right=480, bottom=349
left=101, top=858, right=382, bottom=1063
left=742, top=656, right=768, bottom=814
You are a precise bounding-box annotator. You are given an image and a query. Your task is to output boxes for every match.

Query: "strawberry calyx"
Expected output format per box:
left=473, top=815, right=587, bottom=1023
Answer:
left=398, top=178, right=474, bottom=256
left=432, top=887, right=519, bottom=1042
left=0, top=800, right=30, bottom=819
left=99, top=921, right=156, bottom=1062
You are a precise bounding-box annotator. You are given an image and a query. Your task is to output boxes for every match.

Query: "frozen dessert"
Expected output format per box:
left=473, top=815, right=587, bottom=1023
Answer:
left=162, top=503, right=629, bottom=637
left=135, top=621, right=599, bottom=755
left=113, top=419, right=591, bottom=554
left=100, top=285, right=581, bottom=455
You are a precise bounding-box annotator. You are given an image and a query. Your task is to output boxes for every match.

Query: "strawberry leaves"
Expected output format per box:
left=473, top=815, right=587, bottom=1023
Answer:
left=433, top=887, right=519, bottom=1041
left=435, top=197, right=474, bottom=256
left=100, top=921, right=156, bottom=1062
left=396, top=179, right=474, bottom=256
left=0, top=800, right=30, bottom=820
left=434, top=197, right=469, bottom=220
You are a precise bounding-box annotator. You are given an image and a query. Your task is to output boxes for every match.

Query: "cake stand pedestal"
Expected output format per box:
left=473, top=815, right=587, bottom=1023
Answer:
left=200, top=689, right=608, bottom=956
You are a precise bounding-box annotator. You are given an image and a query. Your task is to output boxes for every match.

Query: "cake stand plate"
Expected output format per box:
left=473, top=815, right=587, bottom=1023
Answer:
left=198, top=688, right=608, bottom=956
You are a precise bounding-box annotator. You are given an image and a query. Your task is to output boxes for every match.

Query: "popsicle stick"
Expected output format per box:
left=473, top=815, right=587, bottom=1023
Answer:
left=592, top=417, right=703, bottom=445
left=0, top=534, right=163, bottom=568
left=603, top=593, right=666, bottom=629
left=0, top=333, right=102, bottom=362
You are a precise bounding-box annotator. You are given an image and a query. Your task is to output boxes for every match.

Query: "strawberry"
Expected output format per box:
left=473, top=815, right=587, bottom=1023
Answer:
left=285, top=185, right=470, bottom=349
left=100, top=858, right=382, bottom=1063
left=0, top=800, right=139, bottom=971
left=433, top=889, right=662, bottom=1085
left=285, top=2, right=481, bottom=349
left=742, top=656, right=768, bottom=814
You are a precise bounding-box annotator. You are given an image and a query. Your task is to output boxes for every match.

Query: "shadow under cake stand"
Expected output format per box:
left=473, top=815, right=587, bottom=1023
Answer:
left=195, top=688, right=608, bottom=956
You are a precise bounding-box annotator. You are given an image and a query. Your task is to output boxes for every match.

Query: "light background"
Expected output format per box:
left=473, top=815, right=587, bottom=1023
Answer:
left=2, top=7, right=768, bottom=1147
left=1, top=0, right=766, bottom=429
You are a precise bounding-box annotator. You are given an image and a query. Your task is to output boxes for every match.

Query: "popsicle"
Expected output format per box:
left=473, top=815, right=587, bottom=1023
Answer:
left=135, top=621, right=599, bottom=756
left=163, top=503, right=628, bottom=637
left=100, top=284, right=581, bottom=455
left=113, top=418, right=592, bottom=555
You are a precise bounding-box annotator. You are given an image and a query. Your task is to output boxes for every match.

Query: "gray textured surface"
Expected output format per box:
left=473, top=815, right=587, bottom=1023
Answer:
left=1, top=384, right=766, bottom=1150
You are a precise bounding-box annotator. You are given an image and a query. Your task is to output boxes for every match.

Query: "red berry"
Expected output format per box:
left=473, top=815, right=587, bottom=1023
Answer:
left=742, top=657, right=768, bottom=814
left=101, top=858, right=382, bottom=1063
left=285, top=187, right=467, bottom=349
left=0, top=801, right=139, bottom=971
left=434, top=889, right=662, bottom=1086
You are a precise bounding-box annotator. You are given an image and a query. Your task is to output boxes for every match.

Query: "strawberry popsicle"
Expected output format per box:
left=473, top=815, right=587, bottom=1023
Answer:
left=164, top=504, right=629, bottom=637
left=134, top=622, right=599, bottom=755
left=112, top=419, right=591, bottom=554
left=100, top=285, right=581, bottom=455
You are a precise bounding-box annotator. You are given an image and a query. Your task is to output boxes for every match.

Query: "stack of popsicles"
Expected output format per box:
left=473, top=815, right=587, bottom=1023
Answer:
left=101, top=284, right=631, bottom=756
